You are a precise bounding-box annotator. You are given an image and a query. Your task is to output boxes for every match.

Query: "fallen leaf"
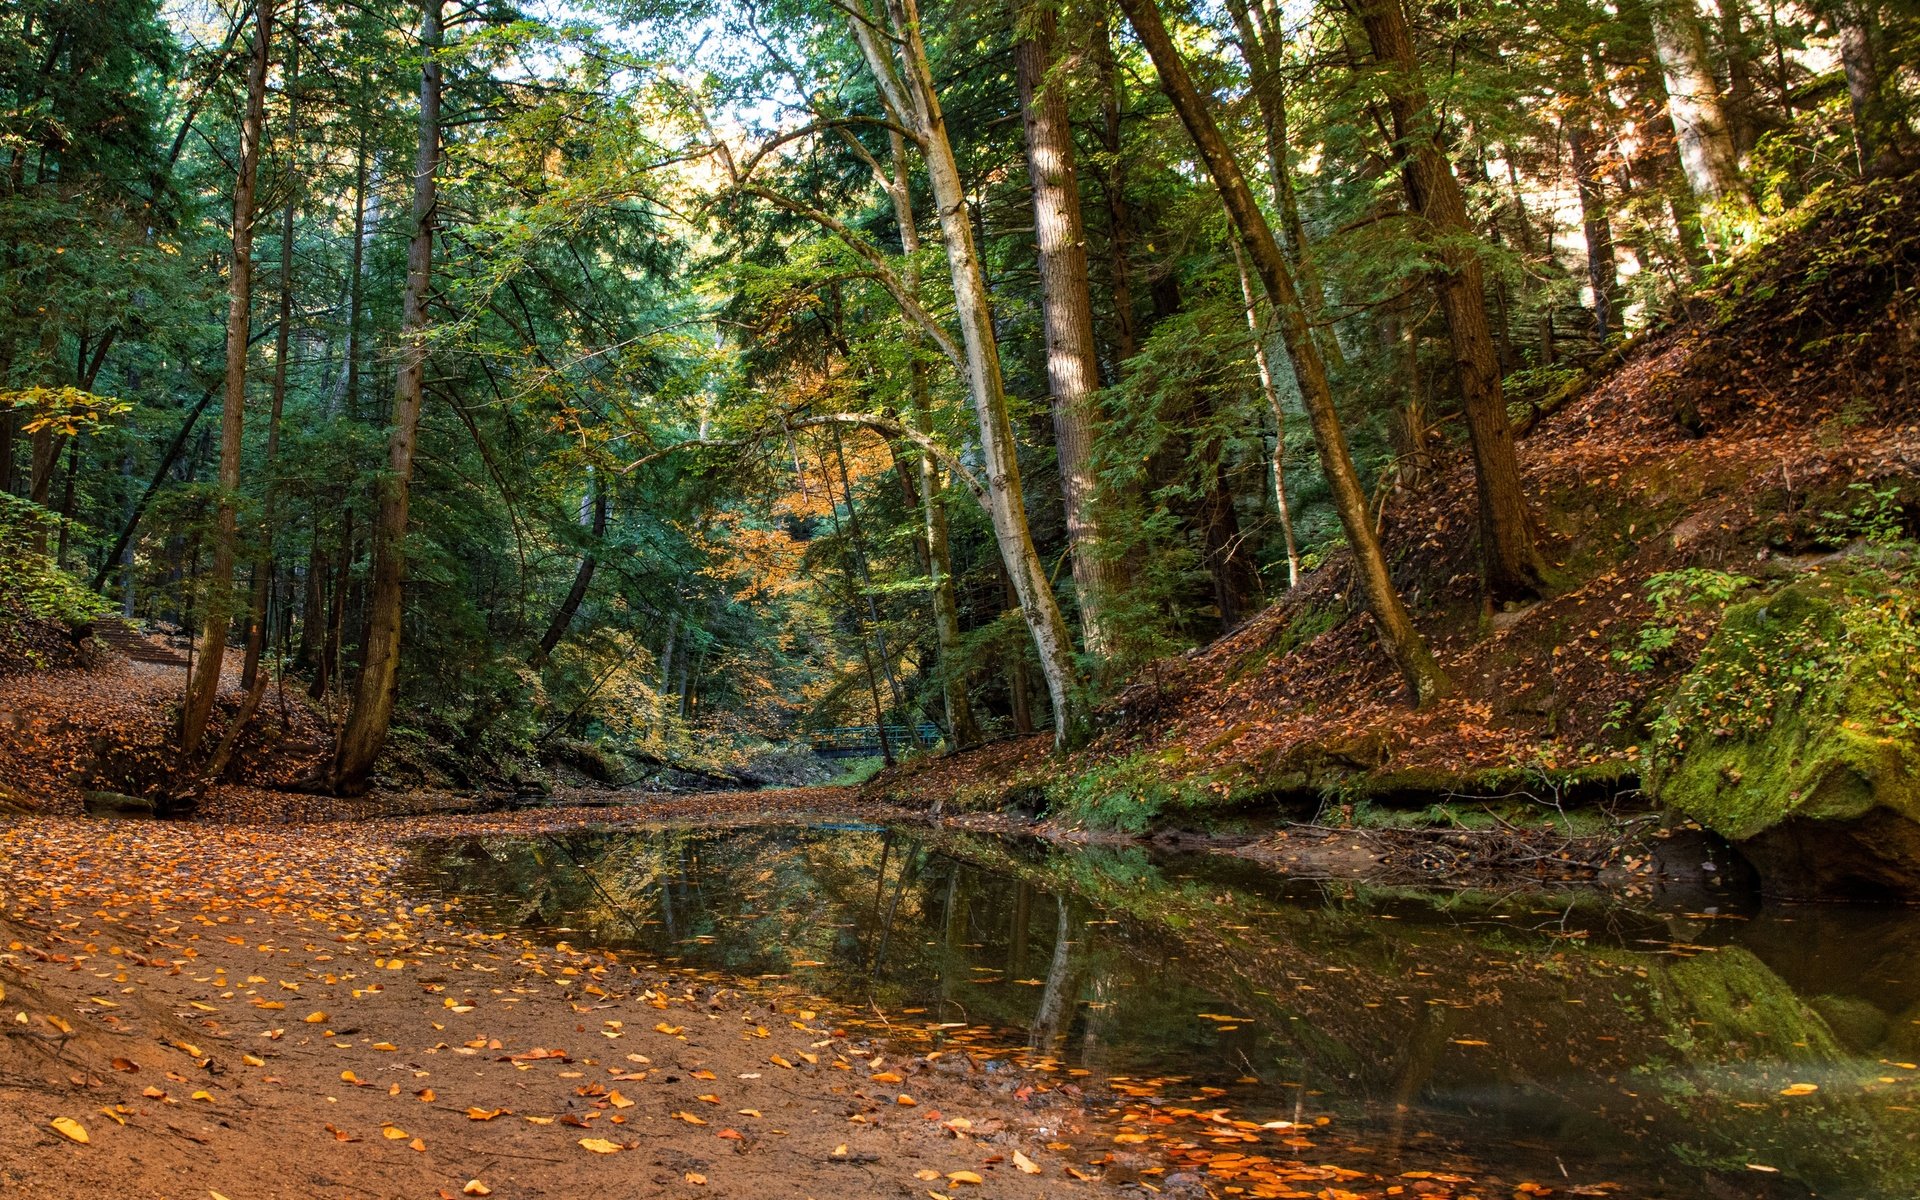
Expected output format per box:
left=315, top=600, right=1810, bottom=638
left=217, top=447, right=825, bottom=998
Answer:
left=51, top=1117, right=88, bottom=1144
left=578, top=1137, right=624, bottom=1154
left=462, top=1182, right=492, bottom=1196
left=1013, top=1150, right=1040, bottom=1174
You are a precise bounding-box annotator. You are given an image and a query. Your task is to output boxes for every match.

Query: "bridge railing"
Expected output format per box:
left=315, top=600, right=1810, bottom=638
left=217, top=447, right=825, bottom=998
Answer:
left=807, top=723, right=943, bottom=752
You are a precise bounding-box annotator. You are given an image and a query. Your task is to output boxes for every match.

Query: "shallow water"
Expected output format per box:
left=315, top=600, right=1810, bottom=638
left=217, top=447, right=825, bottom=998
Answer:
left=401, top=821, right=1920, bottom=1198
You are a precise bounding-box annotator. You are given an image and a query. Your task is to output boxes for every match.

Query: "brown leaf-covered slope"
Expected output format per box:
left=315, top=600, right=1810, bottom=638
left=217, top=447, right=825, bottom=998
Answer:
left=877, top=171, right=1920, bottom=820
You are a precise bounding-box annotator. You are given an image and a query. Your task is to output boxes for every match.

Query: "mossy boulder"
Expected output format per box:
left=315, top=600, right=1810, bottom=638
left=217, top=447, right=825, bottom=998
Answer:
left=1649, top=575, right=1920, bottom=897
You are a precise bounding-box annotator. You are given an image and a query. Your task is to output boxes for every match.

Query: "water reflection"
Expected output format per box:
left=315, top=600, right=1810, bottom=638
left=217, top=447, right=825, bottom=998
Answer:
left=402, top=822, right=1920, bottom=1199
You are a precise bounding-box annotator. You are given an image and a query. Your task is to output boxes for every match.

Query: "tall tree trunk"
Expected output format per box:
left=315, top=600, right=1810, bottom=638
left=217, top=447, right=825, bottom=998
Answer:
left=295, top=535, right=325, bottom=671
left=1090, top=9, right=1140, bottom=363
left=182, top=0, right=274, bottom=756
left=342, top=132, right=373, bottom=416
left=1016, top=2, right=1124, bottom=659
left=1831, top=1, right=1915, bottom=175
left=529, top=475, right=606, bottom=668
left=1356, top=0, right=1545, bottom=603
left=1117, top=0, right=1447, bottom=705
left=1719, top=0, right=1760, bottom=155
left=850, top=0, right=1085, bottom=746
left=1648, top=0, right=1751, bottom=209
left=329, top=0, right=443, bottom=795
left=886, top=132, right=977, bottom=748
left=243, top=0, right=301, bottom=691
left=1223, top=0, right=1344, bottom=369
left=1231, top=240, right=1301, bottom=588
left=1565, top=114, right=1621, bottom=341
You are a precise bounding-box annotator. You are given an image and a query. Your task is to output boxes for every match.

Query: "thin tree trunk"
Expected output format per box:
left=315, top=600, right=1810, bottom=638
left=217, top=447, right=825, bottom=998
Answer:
left=1090, top=9, right=1140, bottom=363
left=312, top=508, right=352, bottom=700
left=849, top=0, right=1084, bottom=745
left=886, top=132, right=977, bottom=748
left=1224, top=0, right=1343, bottom=369
left=1565, top=115, right=1621, bottom=341
left=1231, top=240, right=1300, bottom=587
left=1016, top=1, right=1123, bottom=659
left=1831, top=1, right=1914, bottom=175
left=330, top=0, right=443, bottom=795
left=529, top=476, right=606, bottom=667
left=244, top=0, right=301, bottom=691
left=343, top=131, right=373, bottom=417
left=1116, top=0, right=1447, bottom=705
left=1356, top=0, right=1545, bottom=603
left=295, top=535, right=325, bottom=671
left=182, top=0, right=274, bottom=756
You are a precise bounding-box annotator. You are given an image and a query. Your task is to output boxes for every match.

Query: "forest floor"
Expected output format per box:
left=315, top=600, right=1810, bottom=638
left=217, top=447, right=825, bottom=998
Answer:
left=0, top=796, right=1520, bottom=1200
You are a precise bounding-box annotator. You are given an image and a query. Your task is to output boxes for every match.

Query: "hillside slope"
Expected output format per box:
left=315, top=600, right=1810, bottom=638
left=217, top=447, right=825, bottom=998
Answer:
left=873, top=172, right=1920, bottom=872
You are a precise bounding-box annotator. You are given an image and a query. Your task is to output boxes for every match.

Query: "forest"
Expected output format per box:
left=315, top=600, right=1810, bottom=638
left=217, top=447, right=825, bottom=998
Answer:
left=1, top=0, right=1918, bottom=1195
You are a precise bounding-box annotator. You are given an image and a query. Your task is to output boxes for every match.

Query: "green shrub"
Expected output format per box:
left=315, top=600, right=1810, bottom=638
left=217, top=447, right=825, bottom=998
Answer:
left=0, top=493, right=108, bottom=627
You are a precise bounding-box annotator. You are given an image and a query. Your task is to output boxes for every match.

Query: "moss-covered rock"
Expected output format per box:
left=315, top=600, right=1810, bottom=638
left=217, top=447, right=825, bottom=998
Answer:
left=1649, top=573, right=1920, bottom=896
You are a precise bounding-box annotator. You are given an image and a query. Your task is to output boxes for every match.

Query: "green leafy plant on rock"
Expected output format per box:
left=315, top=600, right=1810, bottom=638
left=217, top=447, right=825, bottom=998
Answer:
left=1648, top=573, right=1920, bottom=841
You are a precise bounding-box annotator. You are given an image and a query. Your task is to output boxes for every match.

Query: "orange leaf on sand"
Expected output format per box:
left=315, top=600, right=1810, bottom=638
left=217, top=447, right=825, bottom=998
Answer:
left=1013, top=1150, right=1041, bottom=1174
left=461, top=1182, right=492, bottom=1196
left=947, top=1170, right=984, bottom=1185
left=579, top=1138, right=624, bottom=1154
left=51, top=1117, right=88, bottom=1144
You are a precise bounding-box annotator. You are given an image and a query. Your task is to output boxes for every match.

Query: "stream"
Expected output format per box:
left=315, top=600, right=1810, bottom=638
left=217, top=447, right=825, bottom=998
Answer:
left=400, top=820, right=1920, bottom=1198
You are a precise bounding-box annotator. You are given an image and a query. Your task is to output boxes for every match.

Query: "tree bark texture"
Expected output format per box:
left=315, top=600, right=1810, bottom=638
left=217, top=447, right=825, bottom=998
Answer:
left=182, top=0, right=274, bottom=756
left=330, top=0, right=443, bottom=794
left=1356, top=0, right=1545, bottom=602
left=1016, top=2, right=1125, bottom=659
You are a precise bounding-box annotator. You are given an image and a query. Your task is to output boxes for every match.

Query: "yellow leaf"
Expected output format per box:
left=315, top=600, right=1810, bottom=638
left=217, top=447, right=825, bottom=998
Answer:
left=462, top=1182, right=492, bottom=1196
left=578, top=1137, right=624, bottom=1154
left=383, top=1127, right=409, bottom=1140
left=51, top=1117, right=89, bottom=1144
left=916, top=1169, right=941, bottom=1181
left=1013, top=1150, right=1040, bottom=1174
left=947, top=1171, right=984, bottom=1185
left=608, top=1090, right=634, bottom=1109
left=672, top=1111, right=708, bottom=1126
left=685, top=1173, right=707, bottom=1185
left=242, top=1054, right=266, bottom=1067
left=468, top=1107, right=504, bottom=1121
left=304, top=1012, right=328, bottom=1024
left=1780, top=1082, right=1819, bottom=1096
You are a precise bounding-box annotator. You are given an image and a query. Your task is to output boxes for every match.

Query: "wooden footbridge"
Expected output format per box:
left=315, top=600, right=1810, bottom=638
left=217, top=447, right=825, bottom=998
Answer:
left=807, top=723, right=942, bottom=757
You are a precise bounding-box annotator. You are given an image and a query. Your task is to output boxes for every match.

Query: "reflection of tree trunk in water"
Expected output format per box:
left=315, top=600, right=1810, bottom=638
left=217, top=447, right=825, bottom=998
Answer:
left=1383, top=1003, right=1454, bottom=1166
left=870, top=847, right=922, bottom=983
left=1009, top=882, right=1031, bottom=979
left=1029, top=898, right=1078, bottom=1055
left=939, top=865, right=965, bottom=1014
left=863, top=832, right=895, bottom=969
left=1079, top=973, right=1114, bottom=1067
left=658, top=865, right=677, bottom=940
